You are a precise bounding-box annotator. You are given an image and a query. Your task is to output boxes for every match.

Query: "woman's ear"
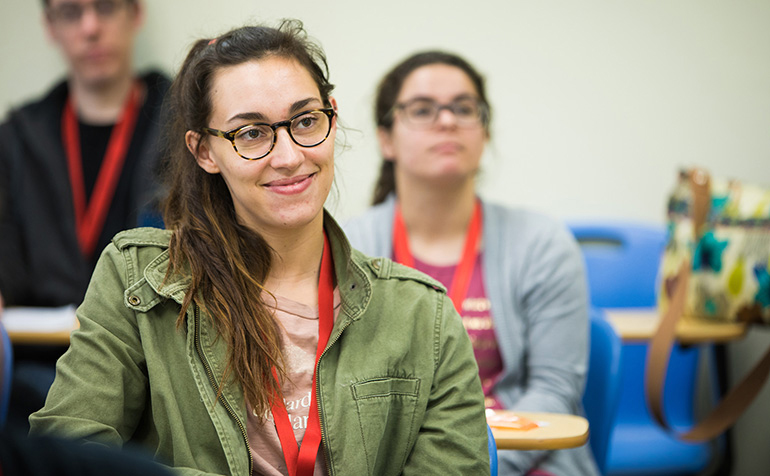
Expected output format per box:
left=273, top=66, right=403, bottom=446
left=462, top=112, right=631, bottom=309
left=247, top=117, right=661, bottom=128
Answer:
left=377, top=127, right=396, bottom=162
left=186, top=130, right=220, bottom=174
left=328, top=96, right=339, bottom=132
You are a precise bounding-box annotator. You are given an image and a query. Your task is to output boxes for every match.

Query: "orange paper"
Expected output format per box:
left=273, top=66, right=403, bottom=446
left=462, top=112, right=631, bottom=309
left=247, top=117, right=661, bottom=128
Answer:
left=486, top=410, right=539, bottom=431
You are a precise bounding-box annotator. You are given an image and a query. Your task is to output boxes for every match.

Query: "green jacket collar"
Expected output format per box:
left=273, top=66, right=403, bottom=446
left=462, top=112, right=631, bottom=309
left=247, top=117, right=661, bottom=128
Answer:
left=135, top=211, right=372, bottom=323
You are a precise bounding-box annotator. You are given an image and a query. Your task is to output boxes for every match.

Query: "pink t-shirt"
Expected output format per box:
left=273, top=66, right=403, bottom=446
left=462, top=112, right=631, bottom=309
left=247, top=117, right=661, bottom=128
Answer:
left=413, top=253, right=505, bottom=409
left=415, top=255, right=556, bottom=476
left=246, top=289, right=341, bottom=476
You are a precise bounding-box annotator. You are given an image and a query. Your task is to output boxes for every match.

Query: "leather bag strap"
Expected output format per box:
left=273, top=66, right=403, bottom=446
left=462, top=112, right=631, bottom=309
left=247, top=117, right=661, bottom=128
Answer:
left=645, top=169, right=770, bottom=441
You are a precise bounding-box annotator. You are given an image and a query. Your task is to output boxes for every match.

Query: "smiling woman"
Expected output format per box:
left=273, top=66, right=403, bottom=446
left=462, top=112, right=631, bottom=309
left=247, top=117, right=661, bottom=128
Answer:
left=28, top=20, right=490, bottom=476
left=190, top=56, right=336, bottom=237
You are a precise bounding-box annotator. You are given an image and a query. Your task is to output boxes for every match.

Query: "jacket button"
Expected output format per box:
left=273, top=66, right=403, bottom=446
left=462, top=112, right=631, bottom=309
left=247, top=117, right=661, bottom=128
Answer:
left=372, top=259, right=380, bottom=270
left=128, top=295, right=141, bottom=306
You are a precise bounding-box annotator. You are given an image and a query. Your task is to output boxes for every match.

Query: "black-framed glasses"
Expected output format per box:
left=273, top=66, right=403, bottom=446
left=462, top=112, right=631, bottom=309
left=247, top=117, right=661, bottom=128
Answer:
left=47, top=0, right=129, bottom=25
left=392, top=97, right=488, bottom=128
left=203, top=108, right=336, bottom=161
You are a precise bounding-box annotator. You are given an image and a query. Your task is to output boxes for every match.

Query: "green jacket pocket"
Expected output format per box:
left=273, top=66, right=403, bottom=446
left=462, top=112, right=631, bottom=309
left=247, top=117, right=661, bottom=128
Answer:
left=351, top=377, right=420, bottom=474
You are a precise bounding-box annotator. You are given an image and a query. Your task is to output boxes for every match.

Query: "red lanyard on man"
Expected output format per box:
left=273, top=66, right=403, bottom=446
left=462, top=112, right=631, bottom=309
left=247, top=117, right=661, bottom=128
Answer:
left=393, top=200, right=483, bottom=312
left=271, top=232, right=334, bottom=476
left=62, top=81, right=141, bottom=257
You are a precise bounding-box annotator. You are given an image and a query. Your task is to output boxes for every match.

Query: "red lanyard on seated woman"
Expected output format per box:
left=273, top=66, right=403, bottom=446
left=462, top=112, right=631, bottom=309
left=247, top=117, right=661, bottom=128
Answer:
left=62, top=81, right=141, bottom=257
left=271, top=232, right=334, bottom=476
left=393, top=199, right=483, bottom=312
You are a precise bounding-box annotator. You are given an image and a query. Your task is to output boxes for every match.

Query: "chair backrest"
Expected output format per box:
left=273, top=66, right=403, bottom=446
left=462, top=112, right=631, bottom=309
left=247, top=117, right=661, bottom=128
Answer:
left=568, top=222, right=666, bottom=307
left=570, top=221, right=711, bottom=475
left=0, top=320, right=13, bottom=428
left=487, top=422, right=498, bottom=476
left=583, top=309, right=623, bottom=475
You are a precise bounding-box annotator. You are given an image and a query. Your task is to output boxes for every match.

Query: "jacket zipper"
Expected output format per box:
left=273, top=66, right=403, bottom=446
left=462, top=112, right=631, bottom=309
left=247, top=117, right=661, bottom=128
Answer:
left=316, top=317, right=354, bottom=476
left=193, top=306, right=254, bottom=476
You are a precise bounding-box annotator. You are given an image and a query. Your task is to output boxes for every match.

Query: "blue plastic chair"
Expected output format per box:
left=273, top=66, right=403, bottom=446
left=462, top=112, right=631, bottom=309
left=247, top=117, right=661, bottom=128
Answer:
left=569, top=221, right=712, bottom=476
left=487, top=423, right=498, bottom=476
left=583, top=308, right=623, bottom=476
left=0, top=319, right=13, bottom=428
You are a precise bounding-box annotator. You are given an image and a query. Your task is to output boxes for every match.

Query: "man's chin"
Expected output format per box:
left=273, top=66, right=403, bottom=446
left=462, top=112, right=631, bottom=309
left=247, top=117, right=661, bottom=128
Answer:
left=75, top=64, right=128, bottom=90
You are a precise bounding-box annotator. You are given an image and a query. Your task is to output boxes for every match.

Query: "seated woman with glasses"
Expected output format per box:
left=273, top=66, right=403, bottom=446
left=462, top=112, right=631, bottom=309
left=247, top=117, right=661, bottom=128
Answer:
left=29, top=23, right=489, bottom=476
left=344, top=51, right=599, bottom=476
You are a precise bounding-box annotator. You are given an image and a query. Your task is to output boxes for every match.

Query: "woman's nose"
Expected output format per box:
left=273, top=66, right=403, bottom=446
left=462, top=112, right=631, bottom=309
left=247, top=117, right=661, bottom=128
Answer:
left=435, top=107, right=459, bottom=128
left=267, top=128, right=303, bottom=170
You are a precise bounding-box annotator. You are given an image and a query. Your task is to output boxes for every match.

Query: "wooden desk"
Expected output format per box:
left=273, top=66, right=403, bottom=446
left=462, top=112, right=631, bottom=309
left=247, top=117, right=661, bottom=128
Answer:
left=488, top=411, right=589, bottom=451
left=605, top=308, right=747, bottom=344
left=2, top=307, right=78, bottom=346
left=7, top=327, right=76, bottom=346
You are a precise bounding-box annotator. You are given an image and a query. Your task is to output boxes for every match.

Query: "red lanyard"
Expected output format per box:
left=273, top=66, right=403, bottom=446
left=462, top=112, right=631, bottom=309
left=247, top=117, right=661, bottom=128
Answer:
left=271, top=233, right=334, bottom=476
left=393, top=200, right=483, bottom=312
left=62, top=81, right=141, bottom=257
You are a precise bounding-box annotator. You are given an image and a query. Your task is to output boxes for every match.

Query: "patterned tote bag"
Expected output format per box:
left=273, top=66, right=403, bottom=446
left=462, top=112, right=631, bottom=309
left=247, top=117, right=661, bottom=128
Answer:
left=647, top=168, right=770, bottom=441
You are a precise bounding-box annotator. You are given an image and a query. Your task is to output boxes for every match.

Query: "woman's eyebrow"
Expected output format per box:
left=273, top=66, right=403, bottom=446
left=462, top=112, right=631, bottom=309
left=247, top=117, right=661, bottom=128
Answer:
left=288, top=97, right=323, bottom=114
left=401, top=93, right=477, bottom=103
left=226, top=111, right=268, bottom=124
left=225, top=98, right=323, bottom=124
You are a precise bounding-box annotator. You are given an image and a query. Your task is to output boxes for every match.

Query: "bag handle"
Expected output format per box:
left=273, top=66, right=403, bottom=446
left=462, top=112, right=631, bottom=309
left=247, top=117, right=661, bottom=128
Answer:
left=689, top=168, right=711, bottom=240
left=645, top=169, right=770, bottom=441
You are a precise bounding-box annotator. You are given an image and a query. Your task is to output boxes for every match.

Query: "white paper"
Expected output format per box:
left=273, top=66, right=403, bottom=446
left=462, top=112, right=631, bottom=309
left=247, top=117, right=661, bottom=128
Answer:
left=1, top=305, right=77, bottom=333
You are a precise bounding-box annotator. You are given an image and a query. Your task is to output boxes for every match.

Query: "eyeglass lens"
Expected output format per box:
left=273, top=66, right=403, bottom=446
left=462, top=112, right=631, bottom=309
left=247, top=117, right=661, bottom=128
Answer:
left=400, top=98, right=484, bottom=126
left=50, top=0, right=124, bottom=24
left=233, top=110, right=332, bottom=159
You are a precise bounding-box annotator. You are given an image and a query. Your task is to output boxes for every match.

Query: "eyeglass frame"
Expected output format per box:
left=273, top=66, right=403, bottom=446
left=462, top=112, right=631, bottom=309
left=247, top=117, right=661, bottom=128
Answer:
left=389, top=97, right=489, bottom=128
left=202, top=107, right=336, bottom=161
left=46, top=0, right=133, bottom=25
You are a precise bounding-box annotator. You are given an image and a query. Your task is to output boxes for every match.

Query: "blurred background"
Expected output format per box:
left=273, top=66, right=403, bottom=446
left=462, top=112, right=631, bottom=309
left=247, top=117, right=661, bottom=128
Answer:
left=1, top=1, right=768, bottom=474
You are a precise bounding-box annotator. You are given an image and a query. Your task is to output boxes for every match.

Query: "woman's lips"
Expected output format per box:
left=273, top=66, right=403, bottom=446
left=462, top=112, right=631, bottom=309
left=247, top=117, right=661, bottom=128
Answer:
left=431, top=142, right=462, bottom=154
left=263, top=173, right=315, bottom=195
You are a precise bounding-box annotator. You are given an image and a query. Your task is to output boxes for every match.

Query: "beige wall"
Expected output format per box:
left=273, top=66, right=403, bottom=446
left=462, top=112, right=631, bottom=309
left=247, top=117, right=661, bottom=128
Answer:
left=2, top=1, right=769, bottom=474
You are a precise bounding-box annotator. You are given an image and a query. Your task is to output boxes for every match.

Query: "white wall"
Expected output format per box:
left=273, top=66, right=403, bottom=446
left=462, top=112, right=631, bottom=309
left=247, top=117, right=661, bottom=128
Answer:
left=2, top=1, right=769, bottom=474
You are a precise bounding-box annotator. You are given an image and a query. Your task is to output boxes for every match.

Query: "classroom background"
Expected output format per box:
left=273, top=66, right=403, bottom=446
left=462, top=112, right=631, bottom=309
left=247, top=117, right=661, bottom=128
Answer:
left=1, top=1, right=769, bottom=475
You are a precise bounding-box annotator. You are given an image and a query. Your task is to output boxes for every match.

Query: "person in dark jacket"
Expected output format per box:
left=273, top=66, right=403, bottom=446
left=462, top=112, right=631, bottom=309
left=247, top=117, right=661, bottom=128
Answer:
left=0, top=0, right=170, bottom=431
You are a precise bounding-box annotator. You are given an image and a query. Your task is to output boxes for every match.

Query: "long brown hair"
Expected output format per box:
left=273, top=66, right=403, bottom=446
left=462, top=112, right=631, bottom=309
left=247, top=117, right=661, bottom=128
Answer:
left=371, top=51, right=491, bottom=205
left=160, top=20, right=334, bottom=417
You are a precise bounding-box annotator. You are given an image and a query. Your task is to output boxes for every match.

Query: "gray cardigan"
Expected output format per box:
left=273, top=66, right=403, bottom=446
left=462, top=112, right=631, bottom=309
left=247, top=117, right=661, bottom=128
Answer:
left=344, top=196, right=599, bottom=476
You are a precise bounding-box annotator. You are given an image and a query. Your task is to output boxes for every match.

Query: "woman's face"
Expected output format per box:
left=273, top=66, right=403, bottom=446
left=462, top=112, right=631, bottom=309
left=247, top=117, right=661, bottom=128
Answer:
left=379, top=64, right=487, bottom=186
left=190, top=56, right=336, bottom=236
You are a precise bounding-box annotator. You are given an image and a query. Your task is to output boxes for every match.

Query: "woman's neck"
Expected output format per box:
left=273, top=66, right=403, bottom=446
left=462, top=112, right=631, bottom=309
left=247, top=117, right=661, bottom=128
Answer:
left=69, top=74, right=135, bottom=125
left=261, top=217, right=326, bottom=308
left=395, top=175, right=478, bottom=265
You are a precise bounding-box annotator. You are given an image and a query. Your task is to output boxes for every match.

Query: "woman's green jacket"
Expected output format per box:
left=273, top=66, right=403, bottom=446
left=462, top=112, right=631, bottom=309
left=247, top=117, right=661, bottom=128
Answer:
left=30, top=215, right=489, bottom=476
